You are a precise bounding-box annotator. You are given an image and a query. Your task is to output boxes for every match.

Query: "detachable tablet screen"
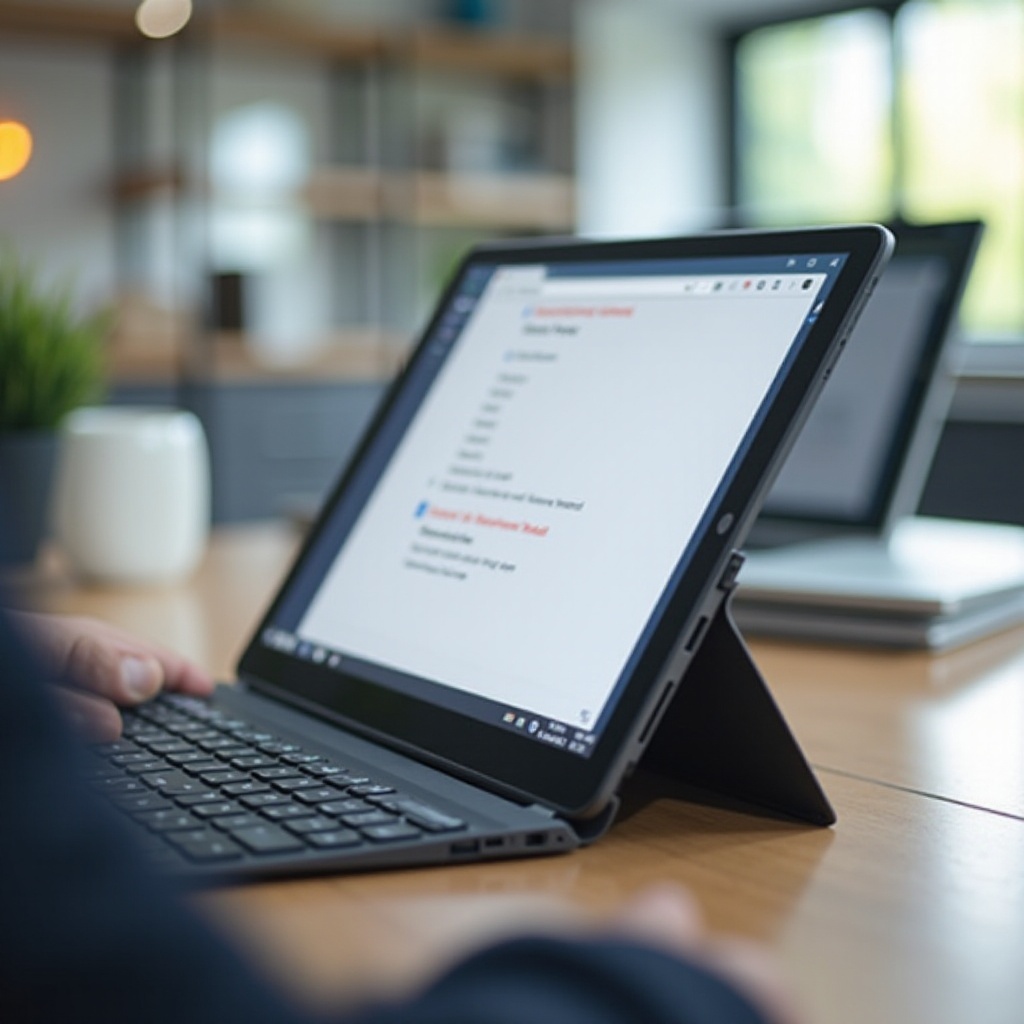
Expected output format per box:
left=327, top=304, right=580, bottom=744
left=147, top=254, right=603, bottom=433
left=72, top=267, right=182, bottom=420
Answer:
left=240, top=227, right=891, bottom=815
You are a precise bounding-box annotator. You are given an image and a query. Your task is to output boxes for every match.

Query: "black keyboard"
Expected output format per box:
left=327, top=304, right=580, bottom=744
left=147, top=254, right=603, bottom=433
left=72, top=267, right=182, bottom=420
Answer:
left=87, top=692, right=467, bottom=873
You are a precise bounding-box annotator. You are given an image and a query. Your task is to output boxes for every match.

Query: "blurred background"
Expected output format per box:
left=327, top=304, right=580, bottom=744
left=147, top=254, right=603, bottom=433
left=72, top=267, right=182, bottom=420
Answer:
left=1, top=0, right=1022, bottom=525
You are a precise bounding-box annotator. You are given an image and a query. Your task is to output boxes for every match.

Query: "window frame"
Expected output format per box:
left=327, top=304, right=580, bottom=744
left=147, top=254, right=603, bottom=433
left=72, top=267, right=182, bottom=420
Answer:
left=723, top=0, right=1024, bottom=398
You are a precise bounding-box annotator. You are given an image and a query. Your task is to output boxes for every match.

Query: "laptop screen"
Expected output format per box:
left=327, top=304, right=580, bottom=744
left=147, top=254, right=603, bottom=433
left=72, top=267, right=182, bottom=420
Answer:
left=240, top=228, right=891, bottom=815
left=756, top=220, right=982, bottom=536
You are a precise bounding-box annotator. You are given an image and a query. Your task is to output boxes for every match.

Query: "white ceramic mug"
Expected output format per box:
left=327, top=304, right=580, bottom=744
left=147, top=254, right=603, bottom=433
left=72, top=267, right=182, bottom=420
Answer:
left=53, top=406, right=211, bottom=585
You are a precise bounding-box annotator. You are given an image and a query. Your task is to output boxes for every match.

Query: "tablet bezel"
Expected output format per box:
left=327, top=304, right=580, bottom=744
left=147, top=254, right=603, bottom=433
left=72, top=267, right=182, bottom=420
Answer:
left=237, top=225, right=893, bottom=819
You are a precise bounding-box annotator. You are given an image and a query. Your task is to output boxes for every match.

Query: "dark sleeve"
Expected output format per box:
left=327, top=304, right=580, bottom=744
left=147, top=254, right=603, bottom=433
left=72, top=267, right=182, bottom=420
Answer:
left=0, top=608, right=770, bottom=1024
left=349, top=937, right=770, bottom=1024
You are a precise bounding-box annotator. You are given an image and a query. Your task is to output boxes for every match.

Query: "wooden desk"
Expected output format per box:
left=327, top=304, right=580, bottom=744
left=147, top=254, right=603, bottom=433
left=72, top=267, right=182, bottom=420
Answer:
left=17, top=523, right=1024, bottom=1024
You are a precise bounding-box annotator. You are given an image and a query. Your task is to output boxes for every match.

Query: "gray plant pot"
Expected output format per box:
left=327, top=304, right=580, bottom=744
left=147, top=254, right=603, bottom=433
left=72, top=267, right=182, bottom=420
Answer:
left=0, top=430, right=59, bottom=568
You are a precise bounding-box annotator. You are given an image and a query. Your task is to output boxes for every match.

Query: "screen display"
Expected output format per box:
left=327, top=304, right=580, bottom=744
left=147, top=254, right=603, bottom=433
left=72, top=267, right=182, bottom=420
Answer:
left=762, top=255, right=949, bottom=522
left=258, top=250, right=846, bottom=758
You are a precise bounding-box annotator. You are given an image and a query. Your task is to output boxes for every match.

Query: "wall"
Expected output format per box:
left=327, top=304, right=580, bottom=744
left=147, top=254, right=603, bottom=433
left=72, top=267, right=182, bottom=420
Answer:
left=574, top=0, right=728, bottom=237
left=0, top=40, right=117, bottom=309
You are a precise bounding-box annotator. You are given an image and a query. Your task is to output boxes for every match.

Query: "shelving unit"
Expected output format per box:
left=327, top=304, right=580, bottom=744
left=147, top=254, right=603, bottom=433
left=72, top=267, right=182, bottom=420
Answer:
left=97, top=6, right=577, bottom=385
left=5, top=1, right=577, bottom=520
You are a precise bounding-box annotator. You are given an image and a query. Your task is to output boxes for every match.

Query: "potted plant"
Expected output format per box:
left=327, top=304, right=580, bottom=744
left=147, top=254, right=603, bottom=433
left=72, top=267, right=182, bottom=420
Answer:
left=0, top=249, right=107, bottom=567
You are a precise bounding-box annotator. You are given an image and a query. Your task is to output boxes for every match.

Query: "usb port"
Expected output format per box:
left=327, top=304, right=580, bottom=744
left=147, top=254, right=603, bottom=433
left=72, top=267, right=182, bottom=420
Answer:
left=684, top=615, right=709, bottom=653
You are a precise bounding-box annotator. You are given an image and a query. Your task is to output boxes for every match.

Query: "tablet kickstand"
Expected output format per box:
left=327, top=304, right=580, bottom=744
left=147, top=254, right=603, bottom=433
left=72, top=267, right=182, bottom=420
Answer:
left=637, top=594, right=836, bottom=826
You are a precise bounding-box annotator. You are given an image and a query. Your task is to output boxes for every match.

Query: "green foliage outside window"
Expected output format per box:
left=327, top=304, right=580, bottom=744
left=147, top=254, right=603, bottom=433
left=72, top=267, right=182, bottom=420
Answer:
left=734, top=0, right=1024, bottom=339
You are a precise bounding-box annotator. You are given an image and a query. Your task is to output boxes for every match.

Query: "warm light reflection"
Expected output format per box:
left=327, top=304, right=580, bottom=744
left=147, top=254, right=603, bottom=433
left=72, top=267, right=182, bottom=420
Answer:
left=136, top=0, right=193, bottom=39
left=0, top=120, right=33, bottom=181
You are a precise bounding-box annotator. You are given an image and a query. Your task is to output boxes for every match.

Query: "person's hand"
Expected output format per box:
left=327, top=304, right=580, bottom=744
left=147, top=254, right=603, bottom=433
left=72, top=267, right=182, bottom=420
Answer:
left=610, top=884, right=801, bottom=1024
left=11, top=611, right=215, bottom=742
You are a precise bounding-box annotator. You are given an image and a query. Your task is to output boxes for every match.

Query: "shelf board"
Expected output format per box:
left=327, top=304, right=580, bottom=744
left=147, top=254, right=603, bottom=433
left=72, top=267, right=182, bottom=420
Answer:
left=0, top=1, right=138, bottom=44
left=110, top=165, right=186, bottom=202
left=113, top=164, right=576, bottom=232
left=202, top=8, right=382, bottom=63
left=198, top=330, right=408, bottom=384
left=110, top=327, right=408, bottom=386
left=199, top=15, right=572, bottom=80
left=396, top=170, right=575, bottom=231
left=302, top=167, right=382, bottom=220
left=0, top=5, right=573, bottom=81
left=307, top=167, right=575, bottom=231
left=393, top=25, right=574, bottom=81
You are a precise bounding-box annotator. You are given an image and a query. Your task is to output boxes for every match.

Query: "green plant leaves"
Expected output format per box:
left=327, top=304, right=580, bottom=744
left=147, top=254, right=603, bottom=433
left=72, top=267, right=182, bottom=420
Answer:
left=0, top=250, right=107, bottom=432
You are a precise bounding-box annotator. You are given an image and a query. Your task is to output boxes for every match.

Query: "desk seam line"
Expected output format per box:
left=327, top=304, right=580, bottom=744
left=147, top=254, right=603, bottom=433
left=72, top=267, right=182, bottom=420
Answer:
left=814, top=764, right=1024, bottom=823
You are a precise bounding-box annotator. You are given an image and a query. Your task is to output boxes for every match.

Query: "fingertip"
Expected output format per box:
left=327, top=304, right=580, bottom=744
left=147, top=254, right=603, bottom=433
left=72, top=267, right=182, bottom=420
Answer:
left=119, top=655, right=163, bottom=703
left=166, top=665, right=216, bottom=696
left=615, top=884, right=705, bottom=952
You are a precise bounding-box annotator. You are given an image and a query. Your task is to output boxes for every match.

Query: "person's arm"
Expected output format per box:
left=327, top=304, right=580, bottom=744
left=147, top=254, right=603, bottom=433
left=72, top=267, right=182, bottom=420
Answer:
left=0, top=607, right=794, bottom=1024
left=7, top=609, right=214, bottom=740
left=351, top=887, right=796, bottom=1024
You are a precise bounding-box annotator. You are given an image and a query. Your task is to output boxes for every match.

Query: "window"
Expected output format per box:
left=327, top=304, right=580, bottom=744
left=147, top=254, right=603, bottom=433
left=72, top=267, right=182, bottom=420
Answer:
left=732, top=1, right=1024, bottom=341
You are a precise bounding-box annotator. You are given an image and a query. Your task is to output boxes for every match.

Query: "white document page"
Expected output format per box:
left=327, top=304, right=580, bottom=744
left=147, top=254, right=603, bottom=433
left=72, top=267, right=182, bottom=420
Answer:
left=299, top=268, right=823, bottom=727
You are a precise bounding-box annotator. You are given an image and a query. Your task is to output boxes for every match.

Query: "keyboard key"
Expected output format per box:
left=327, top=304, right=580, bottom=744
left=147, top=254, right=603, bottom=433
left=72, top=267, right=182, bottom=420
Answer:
left=136, top=809, right=202, bottom=832
left=229, top=824, right=304, bottom=855
left=293, top=787, right=341, bottom=805
left=257, top=741, right=303, bottom=755
left=222, top=780, right=270, bottom=797
left=146, top=739, right=195, bottom=755
left=174, top=790, right=222, bottom=807
left=229, top=755, right=277, bottom=770
left=260, top=803, right=310, bottom=821
left=280, top=753, right=321, bottom=766
left=179, top=760, right=225, bottom=776
left=197, top=770, right=249, bottom=786
left=210, top=813, right=263, bottom=831
left=166, top=751, right=209, bottom=767
left=271, top=777, right=321, bottom=793
left=305, top=829, right=363, bottom=849
left=131, top=730, right=173, bottom=749
left=191, top=801, right=242, bottom=818
left=348, top=783, right=395, bottom=798
left=228, top=730, right=275, bottom=744
left=94, top=740, right=140, bottom=756
left=240, top=791, right=292, bottom=809
left=162, top=722, right=214, bottom=738
left=211, top=747, right=252, bottom=762
left=303, top=763, right=346, bottom=778
left=141, top=771, right=210, bottom=796
left=328, top=774, right=371, bottom=790
left=284, top=816, right=339, bottom=834
left=361, top=823, right=422, bottom=843
left=253, top=767, right=303, bottom=781
left=383, top=798, right=467, bottom=834
left=173, top=729, right=220, bottom=743
left=115, top=793, right=174, bottom=814
left=109, top=752, right=156, bottom=766
left=124, top=759, right=172, bottom=775
left=169, top=830, right=243, bottom=863
left=317, top=799, right=371, bottom=816
left=340, top=810, right=398, bottom=828
left=198, top=737, right=243, bottom=752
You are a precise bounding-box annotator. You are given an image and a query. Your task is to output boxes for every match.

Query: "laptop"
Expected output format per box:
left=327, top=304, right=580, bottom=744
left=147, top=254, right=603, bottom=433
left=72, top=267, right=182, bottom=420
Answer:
left=90, top=226, right=892, bottom=881
left=735, top=516, right=1024, bottom=650
left=731, top=221, right=1024, bottom=649
left=746, top=219, right=983, bottom=549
